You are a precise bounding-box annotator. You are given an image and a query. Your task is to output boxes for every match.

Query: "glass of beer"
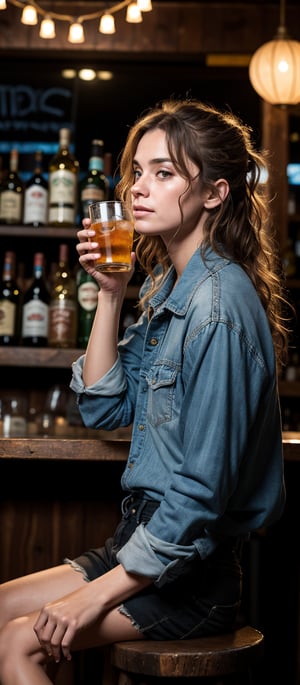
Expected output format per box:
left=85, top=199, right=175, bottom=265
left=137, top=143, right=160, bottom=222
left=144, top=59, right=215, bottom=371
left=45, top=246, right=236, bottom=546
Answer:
left=88, top=200, right=134, bottom=272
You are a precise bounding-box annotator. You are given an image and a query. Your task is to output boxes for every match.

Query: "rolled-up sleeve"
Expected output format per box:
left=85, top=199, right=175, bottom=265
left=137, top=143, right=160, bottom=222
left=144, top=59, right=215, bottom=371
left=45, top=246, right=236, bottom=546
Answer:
left=117, top=524, right=197, bottom=587
left=70, top=354, right=127, bottom=396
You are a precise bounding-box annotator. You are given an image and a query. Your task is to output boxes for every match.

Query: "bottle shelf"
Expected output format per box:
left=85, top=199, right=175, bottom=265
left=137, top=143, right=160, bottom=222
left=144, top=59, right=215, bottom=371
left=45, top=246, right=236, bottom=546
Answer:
left=0, top=347, right=83, bottom=368
left=0, top=225, right=77, bottom=238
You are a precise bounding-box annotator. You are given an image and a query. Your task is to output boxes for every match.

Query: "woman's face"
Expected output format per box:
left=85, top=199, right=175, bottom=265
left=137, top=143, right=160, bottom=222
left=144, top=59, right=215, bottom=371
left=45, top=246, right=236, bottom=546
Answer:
left=131, top=128, right=207, bottom=242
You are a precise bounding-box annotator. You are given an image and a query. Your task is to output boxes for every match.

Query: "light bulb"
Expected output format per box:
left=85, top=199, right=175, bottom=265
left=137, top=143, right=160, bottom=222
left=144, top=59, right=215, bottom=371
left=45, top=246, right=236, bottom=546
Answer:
left=137, top=0, right=152, bottom=11
left=0, top=1, right=7, bottom=9
left=68, top=22, right=85, bottom=44
left=99, top=13, right=115, bottom=35
left=78, top=69, right=96, bottom=81
left=21, top=4, right=38, bottom=25
left=97, top=70, right=114, bottom=81
left=39, top=16, right=56, bottom=39
left=126, top=3, right=142, bottom=23
left=61, top=69, right=77, bottom=79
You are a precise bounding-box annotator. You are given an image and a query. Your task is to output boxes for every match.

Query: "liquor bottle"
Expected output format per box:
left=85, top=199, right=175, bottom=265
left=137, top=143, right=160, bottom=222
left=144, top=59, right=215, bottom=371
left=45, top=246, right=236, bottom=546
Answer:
left=76, top=267, right=99, bottom=348
left=21, top=252, right=50, bottom=346
left=48, top=243, right=77, bottom=348
left=79, top=139, right=108, bottom=221
left=103, top=151, right=115, bottom=200
left=2, top=394, right=27, bottom=437
left=0, top=148, right=23, bottom=225
left=48, top=128, right=79, bottom=227
left=0, top=250, right=21, bottom=345
left=0, top=154, right=6, bottom=191
left=23, top=150, right=48, bottom=226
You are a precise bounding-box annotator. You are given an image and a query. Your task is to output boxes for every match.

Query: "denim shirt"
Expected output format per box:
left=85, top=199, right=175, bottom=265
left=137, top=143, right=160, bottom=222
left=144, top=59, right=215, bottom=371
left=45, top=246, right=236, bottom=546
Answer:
left=70, top=247, right=285, bottom=587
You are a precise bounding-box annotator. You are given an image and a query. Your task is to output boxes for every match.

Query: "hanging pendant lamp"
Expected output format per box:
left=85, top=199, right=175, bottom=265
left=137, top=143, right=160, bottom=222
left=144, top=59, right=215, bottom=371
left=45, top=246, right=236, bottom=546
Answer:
left=249, top=0, right=300, bottom=106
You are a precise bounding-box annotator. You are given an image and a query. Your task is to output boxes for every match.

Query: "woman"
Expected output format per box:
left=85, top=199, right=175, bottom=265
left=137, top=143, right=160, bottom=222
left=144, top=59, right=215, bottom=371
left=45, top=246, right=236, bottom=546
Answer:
left=0, top=99, right=289, bottom=684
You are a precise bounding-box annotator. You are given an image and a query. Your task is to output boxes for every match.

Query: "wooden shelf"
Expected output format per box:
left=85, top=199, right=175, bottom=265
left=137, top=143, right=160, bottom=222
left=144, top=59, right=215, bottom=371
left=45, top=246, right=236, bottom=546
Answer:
left=0, top=225, right=77, bottom=238
left=0, top=347, right=83, bottom=368
left=0, top=436, right=130, bottom=461
left=0, top=433, right=298, bottom=462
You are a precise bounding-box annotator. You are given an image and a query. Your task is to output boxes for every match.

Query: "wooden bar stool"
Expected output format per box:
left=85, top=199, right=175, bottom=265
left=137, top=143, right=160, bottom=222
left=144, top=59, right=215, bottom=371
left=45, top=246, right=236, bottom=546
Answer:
left=110, top=625, right=264, bottom=685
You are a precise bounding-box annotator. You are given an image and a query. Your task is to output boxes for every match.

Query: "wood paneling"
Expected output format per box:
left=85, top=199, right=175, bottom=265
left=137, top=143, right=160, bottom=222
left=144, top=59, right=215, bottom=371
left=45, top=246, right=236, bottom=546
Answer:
left=1, top=2, right=300, bottom=57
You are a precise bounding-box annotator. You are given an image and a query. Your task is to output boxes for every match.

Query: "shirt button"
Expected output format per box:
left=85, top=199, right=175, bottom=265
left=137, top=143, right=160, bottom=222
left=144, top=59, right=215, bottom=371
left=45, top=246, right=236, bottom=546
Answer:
left=150, top=338, right=158, bottom=346
left=128, top=462, right=134, bottom=469
left=138, top=424, right=145, bottom=431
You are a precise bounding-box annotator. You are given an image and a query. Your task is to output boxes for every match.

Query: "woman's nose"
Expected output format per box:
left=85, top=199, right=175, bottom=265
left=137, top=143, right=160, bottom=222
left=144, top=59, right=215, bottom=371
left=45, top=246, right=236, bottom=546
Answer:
left=132, top=176, right=149, bottom=197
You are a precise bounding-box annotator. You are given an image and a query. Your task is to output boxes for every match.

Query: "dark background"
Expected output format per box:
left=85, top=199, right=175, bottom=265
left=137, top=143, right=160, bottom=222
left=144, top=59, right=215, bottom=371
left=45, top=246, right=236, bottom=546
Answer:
left=0, top=54, right=261, bottom=181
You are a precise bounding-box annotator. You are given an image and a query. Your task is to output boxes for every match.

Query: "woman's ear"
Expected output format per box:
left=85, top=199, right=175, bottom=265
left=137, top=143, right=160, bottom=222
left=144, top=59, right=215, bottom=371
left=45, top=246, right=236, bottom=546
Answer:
left=204, top=179, right=229, bottom=209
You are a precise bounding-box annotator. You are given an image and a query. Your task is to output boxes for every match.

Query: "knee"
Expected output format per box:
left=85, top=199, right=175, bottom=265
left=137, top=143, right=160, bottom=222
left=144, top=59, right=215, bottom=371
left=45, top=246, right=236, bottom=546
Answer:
left=0, top=584, right=13, bottom=630
left=0, top=616, right=44, bottom=677
left=0, top=619, right=18, bottom=672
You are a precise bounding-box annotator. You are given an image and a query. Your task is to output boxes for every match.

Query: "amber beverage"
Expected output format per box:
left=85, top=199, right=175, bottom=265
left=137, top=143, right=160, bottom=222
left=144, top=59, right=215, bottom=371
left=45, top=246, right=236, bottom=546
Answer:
left=88, top=201, right=134, bottom=272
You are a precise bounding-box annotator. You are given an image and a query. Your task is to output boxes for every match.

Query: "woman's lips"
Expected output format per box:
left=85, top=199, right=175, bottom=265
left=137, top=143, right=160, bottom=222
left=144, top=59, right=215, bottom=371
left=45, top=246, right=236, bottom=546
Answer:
left=133, top=206, right=153, bottom=217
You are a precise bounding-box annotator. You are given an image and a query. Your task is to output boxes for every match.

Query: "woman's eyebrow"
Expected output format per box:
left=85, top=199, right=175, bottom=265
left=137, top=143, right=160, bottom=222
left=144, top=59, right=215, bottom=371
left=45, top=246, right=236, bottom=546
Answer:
left=133, top=156, right=173, bottom=165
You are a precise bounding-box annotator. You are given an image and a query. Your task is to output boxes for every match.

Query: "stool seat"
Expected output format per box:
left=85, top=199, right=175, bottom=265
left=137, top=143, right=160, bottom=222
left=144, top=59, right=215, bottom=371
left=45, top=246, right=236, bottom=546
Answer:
left=111, top=625, right=264, bottom=683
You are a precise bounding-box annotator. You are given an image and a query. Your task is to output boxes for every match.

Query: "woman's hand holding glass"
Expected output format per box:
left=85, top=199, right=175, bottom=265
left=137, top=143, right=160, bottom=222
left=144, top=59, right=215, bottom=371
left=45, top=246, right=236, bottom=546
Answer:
left=77, top=219, right=136, bottom=295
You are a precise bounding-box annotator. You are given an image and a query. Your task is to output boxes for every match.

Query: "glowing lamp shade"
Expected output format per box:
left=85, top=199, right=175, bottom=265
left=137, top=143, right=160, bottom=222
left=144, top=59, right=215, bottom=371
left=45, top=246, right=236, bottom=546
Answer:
left=126, top=3, right=142, bottom=23
left=68, top=22, right=85, bottom=44
left=137, top=0, right=152, bottom=10
left=39, top=17, right=56, bottom=39
left=21, top=4, right=38, bottom=25
left=99, top=13, right=115, bottom=34
left=249, top=35, right=300, bottom=105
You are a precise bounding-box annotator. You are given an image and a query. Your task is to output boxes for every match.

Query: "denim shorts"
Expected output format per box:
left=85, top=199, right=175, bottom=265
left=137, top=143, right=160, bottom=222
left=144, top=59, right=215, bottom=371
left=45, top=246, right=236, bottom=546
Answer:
left=65, top=493, right=242, bottom=640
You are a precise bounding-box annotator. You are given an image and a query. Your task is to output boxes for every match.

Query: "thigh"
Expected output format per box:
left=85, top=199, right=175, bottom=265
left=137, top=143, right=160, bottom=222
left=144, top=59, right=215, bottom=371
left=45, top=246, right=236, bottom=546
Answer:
left=71, top=604, right=145, bottom=653
left=0, top=564, right=87, bottom=626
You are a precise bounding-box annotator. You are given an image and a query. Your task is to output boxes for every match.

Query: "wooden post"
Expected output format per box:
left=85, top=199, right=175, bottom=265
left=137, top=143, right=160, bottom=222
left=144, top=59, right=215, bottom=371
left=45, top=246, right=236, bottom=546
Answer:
left=261, top=100, right=289, bottom=251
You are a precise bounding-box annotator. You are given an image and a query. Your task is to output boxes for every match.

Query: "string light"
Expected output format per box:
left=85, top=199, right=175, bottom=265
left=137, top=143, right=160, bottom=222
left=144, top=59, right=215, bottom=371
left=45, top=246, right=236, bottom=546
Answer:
left=126, top=3, right=142, bottom=23
left=99, top=13, right=116, bottom=35
left=137, top=0, right=152, bottom=10
left=1, top=0, right=153, bottom=44
left=21, top=3, right=37, bottom=24
left=68, top=21, right=85, bottom=44
left=39, top=15, right=55, bottom=38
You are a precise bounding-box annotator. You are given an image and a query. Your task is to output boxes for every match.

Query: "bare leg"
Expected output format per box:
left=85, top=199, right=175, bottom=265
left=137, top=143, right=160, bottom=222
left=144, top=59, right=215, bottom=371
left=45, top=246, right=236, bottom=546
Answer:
left=0, top=565, right=86, bottom=629
left=0, top=565, right=144, bottom=685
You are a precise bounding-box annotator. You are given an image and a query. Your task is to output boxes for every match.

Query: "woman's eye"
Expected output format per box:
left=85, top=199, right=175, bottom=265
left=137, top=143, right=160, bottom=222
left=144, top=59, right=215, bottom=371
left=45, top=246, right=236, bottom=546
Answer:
left=158, top=169, right=172, bottom=179
left=133, top=169, right=142, bottom=180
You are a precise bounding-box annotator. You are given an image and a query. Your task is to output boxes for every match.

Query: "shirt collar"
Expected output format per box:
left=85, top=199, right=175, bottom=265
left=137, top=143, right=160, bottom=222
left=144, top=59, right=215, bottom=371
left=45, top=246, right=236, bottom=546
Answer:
left=149, top=246, right=230, bottom=315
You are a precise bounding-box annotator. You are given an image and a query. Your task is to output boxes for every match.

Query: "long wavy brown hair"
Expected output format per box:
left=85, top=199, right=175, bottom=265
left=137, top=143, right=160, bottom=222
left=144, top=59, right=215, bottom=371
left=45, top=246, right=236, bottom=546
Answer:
left=116, top=98, right=291, bottom=371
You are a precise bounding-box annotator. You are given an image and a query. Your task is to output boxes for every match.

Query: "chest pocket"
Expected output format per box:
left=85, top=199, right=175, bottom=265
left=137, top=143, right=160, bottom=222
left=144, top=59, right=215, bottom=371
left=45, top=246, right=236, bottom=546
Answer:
left=146, top=364, right=178, bottom=427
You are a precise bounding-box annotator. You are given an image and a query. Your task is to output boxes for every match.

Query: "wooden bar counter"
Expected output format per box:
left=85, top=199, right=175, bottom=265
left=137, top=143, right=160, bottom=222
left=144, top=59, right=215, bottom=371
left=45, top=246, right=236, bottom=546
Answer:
left=0, top=430, right=299, bottom=461
left=0, top=431, right=299, bottom=685
left=0, top=430, right=130, bottom=582
left=0, top=430, right=299, bottom=583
